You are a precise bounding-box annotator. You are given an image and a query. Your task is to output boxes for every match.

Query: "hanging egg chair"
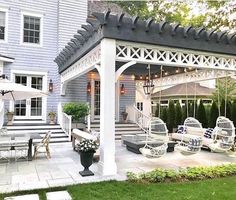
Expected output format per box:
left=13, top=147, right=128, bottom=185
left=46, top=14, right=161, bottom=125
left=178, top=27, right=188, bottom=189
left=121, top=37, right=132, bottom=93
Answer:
left=139, top=117, right=169, bottom=158
left=208, top=116, right=235, bottom=153
left=175, top=117, right=203, bottom=155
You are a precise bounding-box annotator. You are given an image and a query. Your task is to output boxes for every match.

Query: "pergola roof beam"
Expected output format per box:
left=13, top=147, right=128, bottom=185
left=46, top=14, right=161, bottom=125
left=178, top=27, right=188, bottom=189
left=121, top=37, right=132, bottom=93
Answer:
left=55, top=11, right=236, bottom=74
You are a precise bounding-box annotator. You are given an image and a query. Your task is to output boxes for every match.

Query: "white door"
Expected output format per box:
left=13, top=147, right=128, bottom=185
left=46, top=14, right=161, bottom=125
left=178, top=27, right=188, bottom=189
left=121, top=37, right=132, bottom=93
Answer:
left=14, top=75, right=43, bottom=119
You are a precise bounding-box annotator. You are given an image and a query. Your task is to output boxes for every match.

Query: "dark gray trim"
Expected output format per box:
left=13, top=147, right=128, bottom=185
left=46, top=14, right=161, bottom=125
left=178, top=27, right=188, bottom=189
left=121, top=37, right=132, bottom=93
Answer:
left=0, top=54, right=15, bottom=61
left=55, top=11, right=236, bottom=74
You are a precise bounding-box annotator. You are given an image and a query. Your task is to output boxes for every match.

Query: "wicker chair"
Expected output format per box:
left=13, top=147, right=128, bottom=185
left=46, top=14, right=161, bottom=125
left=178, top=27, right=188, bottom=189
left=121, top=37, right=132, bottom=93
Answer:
left=34, top=131, right=51, bottom=159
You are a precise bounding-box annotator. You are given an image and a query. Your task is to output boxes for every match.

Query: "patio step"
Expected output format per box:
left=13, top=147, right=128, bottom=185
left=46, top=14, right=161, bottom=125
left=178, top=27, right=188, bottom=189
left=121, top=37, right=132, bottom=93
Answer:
left=3, top=123, right=70, bottom=143
left=88, top=122, right=144, bottom=140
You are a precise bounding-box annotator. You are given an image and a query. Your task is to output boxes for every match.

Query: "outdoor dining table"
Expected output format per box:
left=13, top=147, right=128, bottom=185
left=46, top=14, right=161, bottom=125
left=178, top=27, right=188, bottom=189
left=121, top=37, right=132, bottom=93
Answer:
left=0, top=133, right=41, bottom=161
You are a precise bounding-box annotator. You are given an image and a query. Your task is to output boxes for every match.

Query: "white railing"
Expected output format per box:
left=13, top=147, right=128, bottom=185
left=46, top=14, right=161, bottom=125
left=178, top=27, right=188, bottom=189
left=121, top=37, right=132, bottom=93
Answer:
left=0, top=101, right=4, bottom=129
left=126, top=105, right=151, bottom=133
left=62, top=112, right=72, bottom=141
left=85, top=113, right=91, bottom=131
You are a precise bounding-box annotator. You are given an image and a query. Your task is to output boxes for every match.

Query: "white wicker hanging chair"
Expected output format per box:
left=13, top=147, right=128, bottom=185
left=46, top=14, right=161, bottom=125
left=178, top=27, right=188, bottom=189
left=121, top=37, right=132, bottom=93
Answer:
left=139, top=117, right=169, bottom=158
left=184, top=117, right=203, bottom=128
left=175, top=117, right=203, bottom=156
left=208, top=116, right=235, bottom=153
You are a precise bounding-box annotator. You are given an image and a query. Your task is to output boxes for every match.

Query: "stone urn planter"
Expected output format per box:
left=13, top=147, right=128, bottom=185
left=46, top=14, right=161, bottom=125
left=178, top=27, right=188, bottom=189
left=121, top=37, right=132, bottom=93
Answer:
left=121, top=111, right=128, bottom=122
left=48, top=111, right=56, bottom=124
left=76, top=139, right=99, bottom=177
left=79, top=151, right=95, bottom=176
left=6, top=111, right=14, bottom=125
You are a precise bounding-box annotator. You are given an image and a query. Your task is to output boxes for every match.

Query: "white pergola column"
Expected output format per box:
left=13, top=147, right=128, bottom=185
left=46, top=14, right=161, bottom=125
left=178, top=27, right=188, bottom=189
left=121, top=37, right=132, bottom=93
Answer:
left=0, top=61, right=3, bottom=75
left=98, top=38, right=117, bottom=175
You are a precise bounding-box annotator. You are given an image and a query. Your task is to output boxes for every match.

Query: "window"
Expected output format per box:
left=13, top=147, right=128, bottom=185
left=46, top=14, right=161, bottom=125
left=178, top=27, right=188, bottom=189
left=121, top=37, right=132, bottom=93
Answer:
left=137, top=102, right=143, bottom=111
left=23, top=15, right=40, bottom=44
left=0, top=11, right=6, bottom=40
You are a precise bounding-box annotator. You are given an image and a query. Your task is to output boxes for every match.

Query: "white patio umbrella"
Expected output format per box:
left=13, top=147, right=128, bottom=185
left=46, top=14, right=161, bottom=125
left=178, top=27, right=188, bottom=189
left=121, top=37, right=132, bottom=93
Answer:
left=0, top=78, right=48, bottom=101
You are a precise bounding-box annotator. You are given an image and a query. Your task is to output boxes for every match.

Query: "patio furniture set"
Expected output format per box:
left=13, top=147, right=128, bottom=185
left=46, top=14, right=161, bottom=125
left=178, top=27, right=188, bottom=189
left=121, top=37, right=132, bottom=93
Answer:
left=0, top=130, right=51, bottom=162
left=122, top=116, right=235, bottom=158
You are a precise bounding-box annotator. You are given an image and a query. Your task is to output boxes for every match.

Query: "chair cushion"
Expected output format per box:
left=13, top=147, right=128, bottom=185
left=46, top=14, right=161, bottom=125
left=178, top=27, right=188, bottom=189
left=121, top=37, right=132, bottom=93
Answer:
left=177, top=125, right=186, bottom=134
left=204, top=128, right=213, bottom=138
left=187, top=137, right=202, bottom=151
left=186, top=126, right=205, bottom=136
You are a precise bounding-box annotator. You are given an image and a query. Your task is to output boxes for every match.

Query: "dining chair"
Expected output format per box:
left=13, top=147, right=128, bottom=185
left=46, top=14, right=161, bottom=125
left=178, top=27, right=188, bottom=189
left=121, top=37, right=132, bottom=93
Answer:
left=14, top=136, right=30, bottom=162
left=0, top=137, right=12, bottom=163
left=34, top=131, right=51, bottom=159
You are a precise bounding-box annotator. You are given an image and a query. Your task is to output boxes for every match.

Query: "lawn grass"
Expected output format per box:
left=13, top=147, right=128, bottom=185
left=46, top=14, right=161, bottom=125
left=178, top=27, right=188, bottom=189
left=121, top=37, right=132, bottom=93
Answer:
left=1, top=176, right=236, bottom=200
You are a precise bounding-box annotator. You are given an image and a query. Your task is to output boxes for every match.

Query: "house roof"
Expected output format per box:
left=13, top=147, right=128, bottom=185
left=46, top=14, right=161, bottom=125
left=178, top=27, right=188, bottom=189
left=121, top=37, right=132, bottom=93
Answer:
left=0, top=54, right=15, bottom=63
left=152, top=83, right=214, bottom=98
left=55, top=11, right=236, bottom=74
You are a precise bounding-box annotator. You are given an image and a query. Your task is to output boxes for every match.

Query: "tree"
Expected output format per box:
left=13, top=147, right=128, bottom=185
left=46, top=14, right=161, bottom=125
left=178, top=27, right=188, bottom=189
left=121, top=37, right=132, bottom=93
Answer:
left=204, top=0, right=236, bottom=33
left=231, top=100, right=236, bottom=127
left=167, top=100, right=175, bottom=132
left=210, top=101, right=219, bottom=128
left=175, top=101, right=182, bottom=127
left=161, top=107, right=168, bottom=124
left=197, top=100, right=208, bottom=127
left=182, top=102, right=187, bottom=124
left=114, top=0, right=206, bottom=27
left=220, top=100, right=232, bottom=119
left=155, top=103, right=160, bottom=117
left=212, top=78, right=236, bottom=106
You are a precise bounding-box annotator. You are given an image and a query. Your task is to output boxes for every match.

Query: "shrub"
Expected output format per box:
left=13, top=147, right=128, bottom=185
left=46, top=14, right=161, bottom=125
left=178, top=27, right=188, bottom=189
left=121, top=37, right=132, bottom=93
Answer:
left=210, top=101, right=218, bottom=128
left=127, top=164, right=236, bottom=183
left=220, top=100, right=231, bottom=119
left=63, top=102, right=89, bottom=122
left=155, top=103, right=160, bottom=117
left=175, top=101, right=182, bottom=127
left=167, top=100, right=175, bottom=132
left=197, top=100, right=208, bottom=127
left=161, top=107, right=168, bottom=124
left=231, top=100, right=236, bottom=127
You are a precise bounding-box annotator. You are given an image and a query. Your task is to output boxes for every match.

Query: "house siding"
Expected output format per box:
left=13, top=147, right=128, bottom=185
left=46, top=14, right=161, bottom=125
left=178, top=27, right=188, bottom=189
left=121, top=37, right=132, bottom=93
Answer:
left=0, top=0, right=88, bottom=122
left=119, top=75, right=136, bottom=121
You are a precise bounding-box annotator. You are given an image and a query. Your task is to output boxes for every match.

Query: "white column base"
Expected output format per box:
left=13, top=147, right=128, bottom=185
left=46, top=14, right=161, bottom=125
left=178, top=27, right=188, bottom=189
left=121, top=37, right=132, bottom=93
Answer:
left=97, top=160, right=117, bottom=176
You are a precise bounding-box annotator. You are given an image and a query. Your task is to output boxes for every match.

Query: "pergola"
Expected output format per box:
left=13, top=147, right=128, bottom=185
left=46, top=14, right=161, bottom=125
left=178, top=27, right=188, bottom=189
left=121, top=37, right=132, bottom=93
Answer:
left=55, top=11, right=236, bottom=176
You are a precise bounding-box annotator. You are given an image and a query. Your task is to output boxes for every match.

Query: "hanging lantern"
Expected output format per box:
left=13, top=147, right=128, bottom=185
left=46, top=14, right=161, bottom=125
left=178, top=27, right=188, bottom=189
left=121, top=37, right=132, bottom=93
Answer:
left=87, top=82, right=91, bottom=94
left=143, top=64, right=154, bottom=95
left=120, top=84, right=125, bottom=95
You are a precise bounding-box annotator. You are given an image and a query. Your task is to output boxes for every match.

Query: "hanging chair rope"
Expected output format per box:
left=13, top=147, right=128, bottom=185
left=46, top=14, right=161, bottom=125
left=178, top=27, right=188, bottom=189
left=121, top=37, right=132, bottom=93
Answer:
left=216, top=71, right=221, bottom=117
left=158, top=65, right=163, bottom=118
left=225, top=73, right=228, bottom=117
left=185, top=68, right=189, bottom=117
left=193, top=69, right=197, bottom=118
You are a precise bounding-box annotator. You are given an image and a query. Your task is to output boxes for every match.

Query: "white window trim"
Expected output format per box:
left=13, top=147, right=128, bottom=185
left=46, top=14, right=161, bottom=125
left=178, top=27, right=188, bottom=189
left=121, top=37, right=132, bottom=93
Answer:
left=20, top=11, right=43, bottom=47
left=0, top=7, right=8, bottom=43
left=9, top=69, right=48, bottom=121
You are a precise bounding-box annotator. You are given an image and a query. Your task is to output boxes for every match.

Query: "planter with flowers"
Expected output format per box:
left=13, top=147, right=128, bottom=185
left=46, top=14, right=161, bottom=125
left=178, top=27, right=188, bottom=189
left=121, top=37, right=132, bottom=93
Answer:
left=76, top=139, right=99, bottom=176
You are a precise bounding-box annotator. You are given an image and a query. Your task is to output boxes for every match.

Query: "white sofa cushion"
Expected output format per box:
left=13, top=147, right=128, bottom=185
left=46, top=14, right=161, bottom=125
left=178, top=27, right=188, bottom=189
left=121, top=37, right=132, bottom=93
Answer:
left=186, top=126, right=205, bottom=137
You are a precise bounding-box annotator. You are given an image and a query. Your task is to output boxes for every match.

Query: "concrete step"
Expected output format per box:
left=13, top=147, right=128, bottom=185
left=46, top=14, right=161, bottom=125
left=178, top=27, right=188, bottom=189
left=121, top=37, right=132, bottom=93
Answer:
left=12, top=120, right=46, bottom=124
left=6, top=125, right=61, bottom=130
left=88, top=123, right=138, bottom=128
left=7, top=129, right=65, bottom=134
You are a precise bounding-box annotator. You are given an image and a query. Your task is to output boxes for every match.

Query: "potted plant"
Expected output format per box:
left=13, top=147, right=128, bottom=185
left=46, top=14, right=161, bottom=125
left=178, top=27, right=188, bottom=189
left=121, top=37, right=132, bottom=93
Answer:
left=76, top=139, right=99, bottom=176
left=48, top=111, right=56, bottom=124
left=6, top=110, right=14, bottom=125
left=63, top=102, right=89, bottom=130
left=121, top=111, right=128, bottom=122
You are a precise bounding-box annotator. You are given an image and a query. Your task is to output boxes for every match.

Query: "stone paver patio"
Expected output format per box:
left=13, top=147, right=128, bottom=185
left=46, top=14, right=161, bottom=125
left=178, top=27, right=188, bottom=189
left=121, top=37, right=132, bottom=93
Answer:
left=0, top=141, right=235, bottom=193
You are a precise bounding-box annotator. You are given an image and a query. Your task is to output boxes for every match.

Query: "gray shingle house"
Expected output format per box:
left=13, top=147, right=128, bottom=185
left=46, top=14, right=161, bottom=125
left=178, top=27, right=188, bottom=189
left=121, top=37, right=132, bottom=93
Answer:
left=0, top=1, right=136, bottom=142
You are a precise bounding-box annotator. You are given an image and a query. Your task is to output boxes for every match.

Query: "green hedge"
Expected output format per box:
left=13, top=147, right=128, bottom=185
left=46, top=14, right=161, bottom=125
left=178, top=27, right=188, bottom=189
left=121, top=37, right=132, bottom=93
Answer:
left=127, top=164, right=236, bottom=183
